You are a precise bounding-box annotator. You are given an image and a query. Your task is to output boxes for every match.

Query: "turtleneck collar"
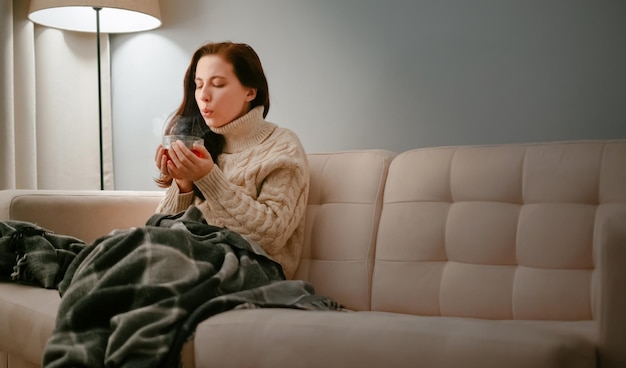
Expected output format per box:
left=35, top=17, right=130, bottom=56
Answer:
left=209, top=106, right=276, bottom=153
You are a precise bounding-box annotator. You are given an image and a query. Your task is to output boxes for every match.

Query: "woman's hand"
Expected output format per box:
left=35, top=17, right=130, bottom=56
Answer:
left=155, top=141, right=214, bottom=193
left=155, top=144, right=169, bottom=175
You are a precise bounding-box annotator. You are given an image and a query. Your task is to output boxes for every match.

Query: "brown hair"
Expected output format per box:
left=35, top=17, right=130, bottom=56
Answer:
left=155, top=41, right=270, bottom=188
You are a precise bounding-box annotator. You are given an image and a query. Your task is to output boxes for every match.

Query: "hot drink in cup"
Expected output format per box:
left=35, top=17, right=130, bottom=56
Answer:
left=163, top=135, right=204, bottom=158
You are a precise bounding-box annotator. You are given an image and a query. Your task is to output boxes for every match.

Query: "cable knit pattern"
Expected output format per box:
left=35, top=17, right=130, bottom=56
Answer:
left=156, top=106, right=310, bottom=279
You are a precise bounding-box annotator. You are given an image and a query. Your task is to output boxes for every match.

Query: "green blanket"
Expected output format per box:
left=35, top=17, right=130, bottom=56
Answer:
left=0, top=220, right=86, bottom=288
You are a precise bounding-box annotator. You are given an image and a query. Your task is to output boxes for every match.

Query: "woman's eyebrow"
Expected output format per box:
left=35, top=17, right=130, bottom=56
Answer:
left=195, top=76, right=226, bottom=82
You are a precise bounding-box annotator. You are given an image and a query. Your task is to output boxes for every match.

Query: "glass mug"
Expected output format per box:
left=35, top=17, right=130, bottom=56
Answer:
left=162, top=135, right=204, bottom=158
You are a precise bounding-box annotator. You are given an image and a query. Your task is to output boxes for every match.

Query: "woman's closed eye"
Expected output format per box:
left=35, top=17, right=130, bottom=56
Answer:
left=195, top=76, right=225, bottom=89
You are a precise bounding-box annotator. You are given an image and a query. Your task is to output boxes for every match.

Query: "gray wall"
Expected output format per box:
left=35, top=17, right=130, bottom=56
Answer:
left=111, top=0, right=626, bottom=190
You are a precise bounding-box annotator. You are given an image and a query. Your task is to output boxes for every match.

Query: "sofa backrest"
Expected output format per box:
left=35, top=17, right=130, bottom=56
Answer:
left=371, top=140, right=626, bottom=320
left=294, top=150, right=396, bottom=311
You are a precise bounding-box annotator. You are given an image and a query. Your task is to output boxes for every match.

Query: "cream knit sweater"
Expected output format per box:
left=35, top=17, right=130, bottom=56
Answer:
left=156, top=106, right=310, bottom=279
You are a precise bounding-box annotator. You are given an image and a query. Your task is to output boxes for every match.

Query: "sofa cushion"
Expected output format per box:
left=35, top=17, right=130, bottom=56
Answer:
left=192, top=309, right=596, bottom=368
left=294, top=150, right=395, bottom=311
left=372, top=140, right=626, bottom=321
left=0, top=353, right=38, bottom=368
left=0, top=283, right=60, bottom=366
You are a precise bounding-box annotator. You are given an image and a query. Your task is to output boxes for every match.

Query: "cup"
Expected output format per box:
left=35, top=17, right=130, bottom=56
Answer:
left=163, top=135, right=204, bottom=157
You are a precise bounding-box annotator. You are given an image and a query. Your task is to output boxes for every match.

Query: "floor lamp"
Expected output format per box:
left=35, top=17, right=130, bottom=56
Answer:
left=28, top=0, right=162, bottom=190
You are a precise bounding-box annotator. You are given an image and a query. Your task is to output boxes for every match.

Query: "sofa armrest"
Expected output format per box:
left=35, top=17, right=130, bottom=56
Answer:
left=597, top=204, right=626, bottom=368
left=0, top=190, right=164, bottom=243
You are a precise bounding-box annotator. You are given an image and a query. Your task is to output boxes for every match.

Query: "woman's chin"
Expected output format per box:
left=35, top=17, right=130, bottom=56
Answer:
left=204, top=118, right=219, bottom=128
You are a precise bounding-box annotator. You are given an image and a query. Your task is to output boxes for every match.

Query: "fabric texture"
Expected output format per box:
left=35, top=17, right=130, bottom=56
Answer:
left=0, top=220, right=86, bottom=289
left=294, top=150, right=396, bottom=311
left=371, top=141, right=625, bottom=323
left=42, top=205, right=342, bottom=368
left=157, top=106, right=310, bottom=279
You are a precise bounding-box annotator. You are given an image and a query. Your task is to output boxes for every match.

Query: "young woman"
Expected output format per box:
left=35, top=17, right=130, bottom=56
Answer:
left=154, top=41, right=309, bottom=279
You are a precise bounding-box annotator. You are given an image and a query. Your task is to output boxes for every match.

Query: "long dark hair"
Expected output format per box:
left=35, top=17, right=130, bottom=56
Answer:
left=155, top=41, right=270, bottom=188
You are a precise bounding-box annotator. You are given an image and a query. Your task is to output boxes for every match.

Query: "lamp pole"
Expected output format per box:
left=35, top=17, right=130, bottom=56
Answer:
left=94, top=7, right=104, bottom=190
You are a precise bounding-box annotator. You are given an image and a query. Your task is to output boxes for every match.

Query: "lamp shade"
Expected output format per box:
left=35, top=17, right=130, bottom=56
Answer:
left=28, top=0, right=162, bottom=33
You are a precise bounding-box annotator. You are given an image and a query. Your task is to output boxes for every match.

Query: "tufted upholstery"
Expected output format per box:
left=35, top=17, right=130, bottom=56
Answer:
left=372, top=141, right=626, bottom=326
left=294, top=150, right=396, bottom=311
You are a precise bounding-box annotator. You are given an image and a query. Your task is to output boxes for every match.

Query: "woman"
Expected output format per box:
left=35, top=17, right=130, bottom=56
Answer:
left=155, top=41, right=309, bottom=279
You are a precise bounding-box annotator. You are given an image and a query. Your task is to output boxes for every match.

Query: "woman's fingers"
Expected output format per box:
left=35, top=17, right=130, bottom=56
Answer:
left=164, top=140, right=214, bottom=181
left=155, top=144, right=165, bottom=162
left=168, top=141, right=196, bottom=168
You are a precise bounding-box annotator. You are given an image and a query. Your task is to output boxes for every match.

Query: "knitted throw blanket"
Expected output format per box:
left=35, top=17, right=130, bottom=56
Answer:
left=0, top=220, right=86, bottom=288
left=1, top=206, right=343, bottom=368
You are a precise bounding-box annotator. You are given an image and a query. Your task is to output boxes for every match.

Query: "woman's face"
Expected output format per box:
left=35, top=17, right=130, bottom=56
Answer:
left=194, top=55, right=256, bottom=129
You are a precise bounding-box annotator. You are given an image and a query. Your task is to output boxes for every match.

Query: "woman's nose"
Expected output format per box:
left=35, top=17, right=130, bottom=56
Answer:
left=199, top=85, right=211, bottom=101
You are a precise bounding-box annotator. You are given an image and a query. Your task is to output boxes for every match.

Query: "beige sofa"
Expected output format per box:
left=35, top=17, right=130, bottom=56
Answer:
left=1, top=140, right=625, bottom=368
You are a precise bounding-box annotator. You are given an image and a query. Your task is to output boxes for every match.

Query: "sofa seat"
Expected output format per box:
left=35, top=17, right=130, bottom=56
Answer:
left=193, top=309, right=596, bottom=368
left=1, top=282, right=597, bottom=368
left=0, top=281, right=198, bottom=368
left=0, top=284, right=59, bottom=366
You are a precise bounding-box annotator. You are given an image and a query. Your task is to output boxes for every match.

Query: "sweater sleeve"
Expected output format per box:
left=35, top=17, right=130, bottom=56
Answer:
left=155, top=182, right=196, bottom=214
left=193, top=139, right=309, bottom=255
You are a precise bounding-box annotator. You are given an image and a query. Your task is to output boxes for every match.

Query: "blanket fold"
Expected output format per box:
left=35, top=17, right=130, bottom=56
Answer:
left=0, top=220, right=86, bottom=288
left=39, top=206, right=343, bottom=368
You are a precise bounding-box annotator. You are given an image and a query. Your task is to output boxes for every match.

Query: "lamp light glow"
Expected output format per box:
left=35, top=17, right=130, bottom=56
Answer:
left=28, top=1, right=161, bottom=33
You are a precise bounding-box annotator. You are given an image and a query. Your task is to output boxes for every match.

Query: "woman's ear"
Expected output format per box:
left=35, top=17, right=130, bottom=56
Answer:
left=246, top=88, right=257, bottom=102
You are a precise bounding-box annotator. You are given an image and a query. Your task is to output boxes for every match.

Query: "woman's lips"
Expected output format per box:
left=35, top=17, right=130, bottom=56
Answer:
left=201, top=109, right=213, bottom=118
